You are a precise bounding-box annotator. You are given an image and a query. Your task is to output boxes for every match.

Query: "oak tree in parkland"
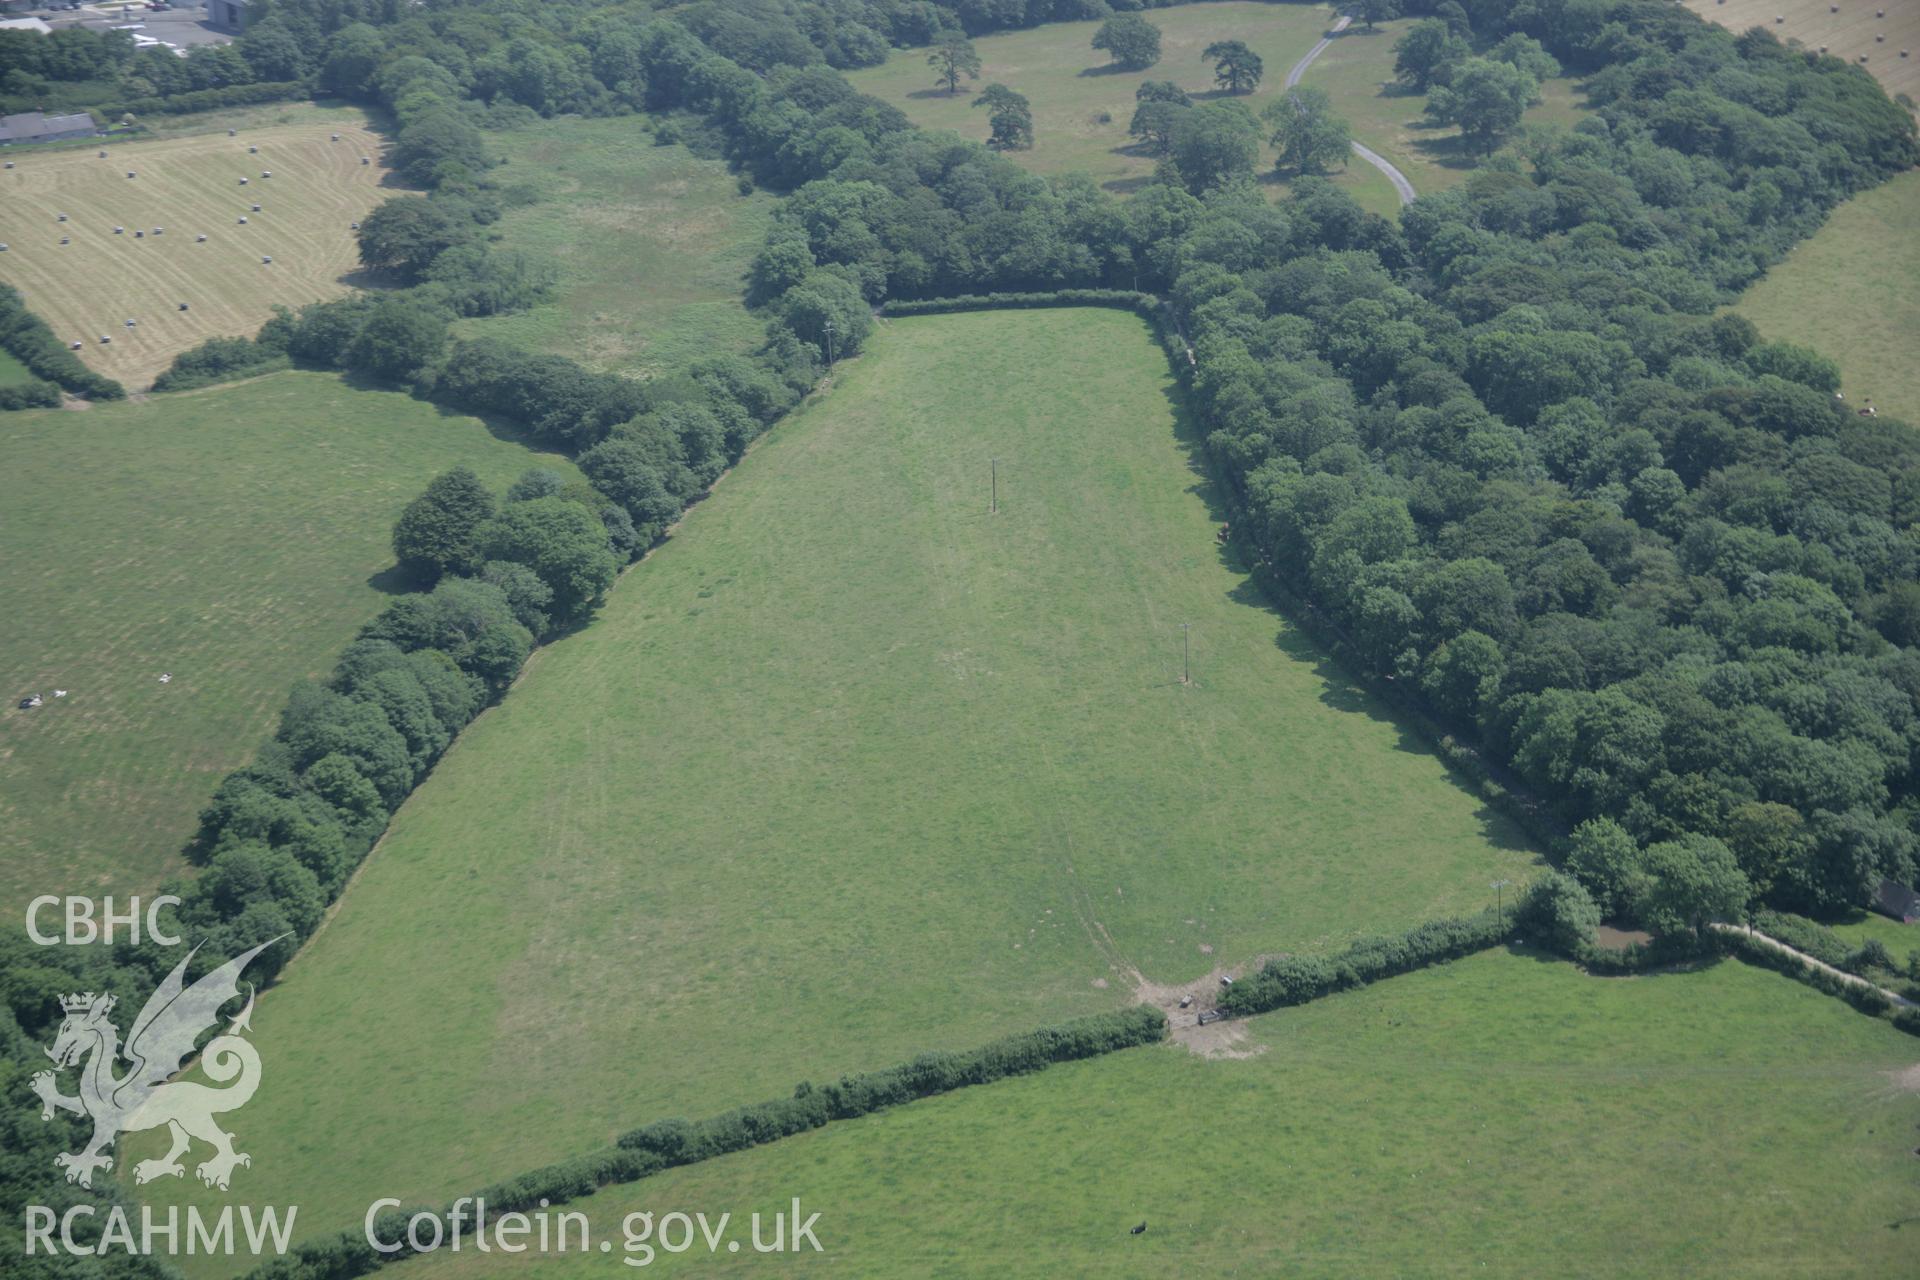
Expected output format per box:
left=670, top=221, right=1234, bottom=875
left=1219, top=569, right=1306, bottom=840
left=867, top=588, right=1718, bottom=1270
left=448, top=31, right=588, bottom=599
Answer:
left=1424, top=56, right=1535, bottom=153
left=973, top=83, right=1034, bottom=150
left=1264, top=87, right=1351, bottom=175
left=1203, top=40, right=1263, bottom=94
left=1092, top=14, right=1161, bottom=71
left=1356, top=0, right=1402, bottom=32
left=927, top=33, right=981, bottom=95
left=1393, top=19, right=1469, bottom=90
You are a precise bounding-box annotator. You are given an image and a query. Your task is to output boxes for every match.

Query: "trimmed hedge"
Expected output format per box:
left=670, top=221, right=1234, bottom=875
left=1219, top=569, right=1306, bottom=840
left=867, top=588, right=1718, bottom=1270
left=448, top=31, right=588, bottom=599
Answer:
left=1220, top=911, right=1508, bottom=1016
left=881, top=289, right=1159, bottom=318
left=619, top=1005, right=1166, bottom=1160
left=0, top=283, right=124, bottom=402
left=1718, top=927, right=1901, bottom=1021
left=241, top=1007, right=1166, bottom=1280
left=1750, top=909, right=1853, bottom=970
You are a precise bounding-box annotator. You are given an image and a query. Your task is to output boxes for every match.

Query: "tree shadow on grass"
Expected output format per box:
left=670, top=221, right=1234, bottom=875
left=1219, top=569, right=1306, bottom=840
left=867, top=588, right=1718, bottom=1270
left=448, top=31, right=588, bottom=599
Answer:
left=366, top=564, right=415, bottom=595
left=1101, top=174, right=1156, bottom=195
left=1077, top=63, right=1135, bottom=77
left=1155, top=369, right=1543, bottom=863
left=906, top=87, right=972, bottom=100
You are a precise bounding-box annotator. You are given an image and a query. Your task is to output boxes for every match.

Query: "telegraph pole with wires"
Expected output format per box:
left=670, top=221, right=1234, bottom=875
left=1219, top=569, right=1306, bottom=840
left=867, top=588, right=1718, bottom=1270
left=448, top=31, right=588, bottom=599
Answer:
left=823, top=319, right=836, bottom=380
left=1181, top=623, right=1191, bottom=685
left=991, top=457, right=999, bottom=514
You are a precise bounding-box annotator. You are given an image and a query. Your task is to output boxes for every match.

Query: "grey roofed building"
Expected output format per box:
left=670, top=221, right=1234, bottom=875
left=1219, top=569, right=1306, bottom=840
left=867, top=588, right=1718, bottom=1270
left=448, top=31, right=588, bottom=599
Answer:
left=0, top=111, right=98, bottom=146
left=1870, top=878, right=1920, bottom=924
left=209, top=0, right=248, bottom=29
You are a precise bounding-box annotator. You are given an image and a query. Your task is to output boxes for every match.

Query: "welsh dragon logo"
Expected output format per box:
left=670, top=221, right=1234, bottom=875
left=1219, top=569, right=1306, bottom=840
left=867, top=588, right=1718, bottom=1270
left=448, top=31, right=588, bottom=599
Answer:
left=30, top=939, right=279, bottom=1191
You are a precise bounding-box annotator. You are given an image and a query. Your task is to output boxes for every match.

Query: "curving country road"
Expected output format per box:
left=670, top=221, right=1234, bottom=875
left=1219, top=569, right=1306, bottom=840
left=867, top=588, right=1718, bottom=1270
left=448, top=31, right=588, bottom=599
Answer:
left=1284, top=14, right=1418, bottom=206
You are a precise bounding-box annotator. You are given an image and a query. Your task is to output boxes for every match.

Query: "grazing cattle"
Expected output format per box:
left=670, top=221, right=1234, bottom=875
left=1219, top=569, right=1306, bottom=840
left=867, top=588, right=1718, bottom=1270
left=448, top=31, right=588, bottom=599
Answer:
left=1130, top=1222, right=1147, bottom=1236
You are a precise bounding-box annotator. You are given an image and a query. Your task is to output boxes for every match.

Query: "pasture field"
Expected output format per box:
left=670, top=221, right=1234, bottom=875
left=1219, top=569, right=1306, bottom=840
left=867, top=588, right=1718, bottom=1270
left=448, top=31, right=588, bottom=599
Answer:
left=845, top=3, right=1392, bottom=207
left=1686, top=0, right=1920, bottom=103
left=1731, top=170, right=1920, bottom=422
left=1295, top=20, right=1589, bottom=201
left=0, top=346, right=32, bottom=387
left=0, top=372, right=580, bottom=919
left=0, top=115, right=393, bottom=388
left=417, top=950, right=1920, bottom=1279
left=1826, top=907, right=1920, bottom=957
left=846, top=6, right=1581, bottom=216
left=134, top=308, right=1538, bottom=1261
left=454, top=119, right=776, bottom=377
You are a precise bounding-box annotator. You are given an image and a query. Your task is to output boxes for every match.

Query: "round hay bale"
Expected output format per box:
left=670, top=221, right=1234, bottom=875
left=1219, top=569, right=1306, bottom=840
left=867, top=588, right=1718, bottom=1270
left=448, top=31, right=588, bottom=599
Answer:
left=114, top=226, right=123, bottom=234
left=228, top=129, right=236, bottom=136
left=251, top=203, right=261, bottom=212
left=261, top=255, right=272, bottom=264
left=360, top=156, right=370, bottom=165
left=0, top=244, right=7, bottom=252
left=153, top=227, right=162, bottom=235
left=237, top=216, right=247, bottom=224
left=57, top=213, right=66, bottom=221
left=1876, top=32, right=1885, bottom=41
left=98, top=150, right=106, bottom=157
left=134, top=230, right=143, bottom=238
left=99, top=335, right=109, bottom=344
left=261, top=170, right=271, bottom=178
left=249, top=145, right=257, bottom=153
left=196, top=234, right=207, bottom=242
left=3, top=161, right=12, bottom=169
left=71, top=341, right=82, bottom=350
left=240, top=177, right=249, bottom=185
left=59, top=237, right=69, bottom=245
left=178, top=302, right=189, bottom=311
left=125, top=319, right=135, bottom=327
left=331, top=133, right=340, bottom=141
left=125, top=171, right=135, bottom=178
left=350, top=221, right=360, bottom=230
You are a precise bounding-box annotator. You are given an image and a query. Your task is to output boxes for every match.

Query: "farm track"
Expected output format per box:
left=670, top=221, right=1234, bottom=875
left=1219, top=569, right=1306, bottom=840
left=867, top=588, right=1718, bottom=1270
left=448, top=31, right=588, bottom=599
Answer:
left=0, top=122, right=393, bottom=388
left=1286, top=15, right=1418, bottom=205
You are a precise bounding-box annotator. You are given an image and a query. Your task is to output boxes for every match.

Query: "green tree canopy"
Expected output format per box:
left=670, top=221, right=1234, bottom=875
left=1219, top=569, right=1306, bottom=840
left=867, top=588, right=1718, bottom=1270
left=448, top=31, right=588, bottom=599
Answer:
left=1202, top=39, right=1263, bottom=94
left=392, top=467, right=496, bottom=582
left=1264, top=87, right=1352, bottom=176
left=1092, top=14, right=1161, bottom=71
left=927, top=33, right=981, bottom=94
left=973, top=82, right=1034, bottom=150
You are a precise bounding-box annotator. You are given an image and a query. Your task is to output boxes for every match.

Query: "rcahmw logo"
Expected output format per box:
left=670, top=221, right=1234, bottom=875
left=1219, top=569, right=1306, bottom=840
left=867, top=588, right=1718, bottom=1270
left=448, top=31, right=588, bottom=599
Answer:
left=22, top=936, right=301, bottom=1258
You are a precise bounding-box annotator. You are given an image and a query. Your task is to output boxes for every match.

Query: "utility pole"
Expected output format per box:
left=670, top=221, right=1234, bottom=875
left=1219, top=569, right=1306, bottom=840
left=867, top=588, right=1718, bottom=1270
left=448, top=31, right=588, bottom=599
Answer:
left=1181, top=623, right=1191, bottom=685
left=824, top=319, right=836, bottom=380
left=990, top=457, right=999, bottom=514
left=1491, top=879, right=1511, bottom=929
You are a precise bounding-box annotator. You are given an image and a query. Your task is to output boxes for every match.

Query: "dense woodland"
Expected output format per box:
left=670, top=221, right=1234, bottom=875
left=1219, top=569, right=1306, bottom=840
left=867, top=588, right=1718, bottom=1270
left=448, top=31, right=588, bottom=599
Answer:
left=4, top=0, right=1920, bottom=1268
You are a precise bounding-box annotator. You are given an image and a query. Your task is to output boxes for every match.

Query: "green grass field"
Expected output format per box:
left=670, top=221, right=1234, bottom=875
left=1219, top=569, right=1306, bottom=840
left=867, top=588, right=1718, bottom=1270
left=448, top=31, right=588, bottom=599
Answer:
left=415, top=949, right=1920, bottom=1279
left=1826, top=907, right=1920, bottom=959
left=0, top=372, right=579, bottom=919
left=0, top=110, right=394, bottom=388
left=845, top=3, right=1396, bottom=207
left=1731, top=170, right=1920, bottom=423
left=454, top=118, right=776, bottom=377
left=1297, top=21, right=1588, bottom=203
left=0, top=346, right=33, bottom=387
left=845, top=6, right=1582, bottom=217
left=134, top=309, right=1539, bottom=1263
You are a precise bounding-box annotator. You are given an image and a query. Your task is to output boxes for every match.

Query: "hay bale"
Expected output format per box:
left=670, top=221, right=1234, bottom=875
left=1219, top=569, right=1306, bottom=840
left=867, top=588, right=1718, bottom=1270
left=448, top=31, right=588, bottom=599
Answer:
left=125, top=171, right=135, bottom=178
left=240, top=177, right=249, bottom=185
left=70, top=341, right=82, bottom=350
left=228, top=128, right=236, bottom=136
left=251, top=203, right=261, bottom=212
left=261, top=255, right=272, bottom=264
left=59, top=237, right=69, bottom=245
left=248, top=145, right=257, bottom=153
left=178, top=302, right=189, bottom=311
left=114, top=226, right=123, bottom=234
left=57, top=213, right=66, bottom=222
left=196, top=234, right=207, bottom=242
left=237, top=216, right=248, bottom=224
left=261, top=170, right=271, bottom=178
left=360, top=156, right=370, bottom=165
left=331, top=133, right=340, bottom=141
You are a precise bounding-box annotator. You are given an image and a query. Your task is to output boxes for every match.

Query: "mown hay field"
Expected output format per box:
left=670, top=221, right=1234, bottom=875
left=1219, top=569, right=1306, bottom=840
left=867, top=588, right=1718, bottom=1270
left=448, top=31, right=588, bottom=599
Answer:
left=1685, top=0, right=1920, bottom=103
left=0, top=114, right=392, bottom=389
